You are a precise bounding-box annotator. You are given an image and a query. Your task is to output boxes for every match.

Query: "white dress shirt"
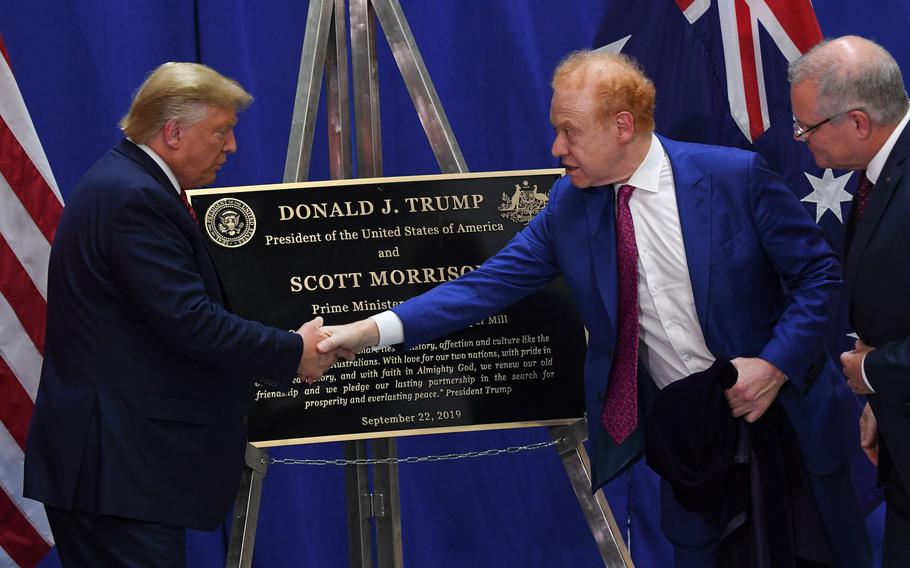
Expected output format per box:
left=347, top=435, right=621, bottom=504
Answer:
left=620, top=134, right=714, bottom=388
left=864, top=107, right=910, bottom=185
left=372, top=134, right=715, bottom=389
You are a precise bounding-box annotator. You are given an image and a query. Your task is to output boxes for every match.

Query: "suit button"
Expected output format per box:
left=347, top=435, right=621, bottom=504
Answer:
left=607, top=349, right=614, bottom=358
left=598, top=392, right=604, bottom=402
left=241, top=415, right=249, bottom=424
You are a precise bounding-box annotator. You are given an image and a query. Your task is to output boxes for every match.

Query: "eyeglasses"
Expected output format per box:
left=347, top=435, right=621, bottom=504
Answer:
left=792, top=109, right=857, bottom=139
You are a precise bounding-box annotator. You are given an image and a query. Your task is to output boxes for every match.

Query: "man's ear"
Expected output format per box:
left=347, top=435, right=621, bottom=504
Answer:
left=849, top=110, right=873, bottom=141
left=615, top=111, right=635, bottom=142
left=162, top=119, right=182, bottom=149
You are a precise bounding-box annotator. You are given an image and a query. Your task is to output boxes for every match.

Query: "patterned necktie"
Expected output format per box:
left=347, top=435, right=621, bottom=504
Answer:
left=178, top=190, right=199, bottom=224
left=601, top=184, right=639, bottom=444
left=853, top=172, right=874, bottom=224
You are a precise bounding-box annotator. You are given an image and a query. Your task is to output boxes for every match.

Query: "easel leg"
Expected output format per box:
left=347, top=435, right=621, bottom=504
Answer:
left=372, top=438, right=403, bottom=567
left=370, top=0, right=467, bottom=174
left=325, top=0, right=354, bottom=180
left=350, top=0, right=383, bottom=178
left=550, top=420, right=635, bottom=568
left=345, top=440, right=372, bottom=567
left=225, top=444, right=269, bottom=568
left=344, top=439, right=404, bottom=568
left=284, top=0, right=334, bottom=183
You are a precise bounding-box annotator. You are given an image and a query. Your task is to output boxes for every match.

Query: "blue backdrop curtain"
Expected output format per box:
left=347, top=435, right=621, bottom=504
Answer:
left=4, top=1, right=909, bottom=567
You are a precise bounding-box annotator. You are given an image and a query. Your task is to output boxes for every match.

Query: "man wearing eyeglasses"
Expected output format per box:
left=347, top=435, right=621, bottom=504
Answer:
left=790, top=35, right=910, bottom=567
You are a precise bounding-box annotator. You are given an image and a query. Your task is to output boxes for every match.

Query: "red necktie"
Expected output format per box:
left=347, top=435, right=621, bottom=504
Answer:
left=178, top=190, right=199, bottom=224
left=853, top=172, right=874, bottom=223
left=601, top=184, right=639, bottom=444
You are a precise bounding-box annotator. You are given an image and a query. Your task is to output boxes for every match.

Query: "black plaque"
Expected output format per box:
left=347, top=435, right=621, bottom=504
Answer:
left=187, top=169, right=587, bottom=446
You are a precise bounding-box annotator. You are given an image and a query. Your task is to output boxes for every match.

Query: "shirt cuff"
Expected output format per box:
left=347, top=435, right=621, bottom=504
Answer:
left=861, top=354, right=876, bottom=393
left=369, top=311, right=404, bottom=348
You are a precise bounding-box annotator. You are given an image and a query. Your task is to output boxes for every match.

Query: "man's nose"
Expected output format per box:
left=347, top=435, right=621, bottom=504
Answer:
left=224, top=129, right=237, bottom=153
left=551, top=134, right=566, bottom=157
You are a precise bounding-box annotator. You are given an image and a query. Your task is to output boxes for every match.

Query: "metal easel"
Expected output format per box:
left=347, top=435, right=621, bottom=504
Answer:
left=226, top=1, right=633, bottom=566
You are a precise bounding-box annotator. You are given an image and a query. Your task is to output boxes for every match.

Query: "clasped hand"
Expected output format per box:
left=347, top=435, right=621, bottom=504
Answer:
left=316, top=318, right=381, bottom=355
left=840, top=339, right=874, bottom=394
left=294, top=317, right=355, bottom=383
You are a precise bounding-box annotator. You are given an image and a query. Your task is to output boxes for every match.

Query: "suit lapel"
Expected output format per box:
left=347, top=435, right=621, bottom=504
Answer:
left=584, top=186, right=618, bottom=334
left=660, top=136, right=711, bottom=332
left=114, top=139, right=227, bottom=304
left=846, top=125, right=910, bottom=287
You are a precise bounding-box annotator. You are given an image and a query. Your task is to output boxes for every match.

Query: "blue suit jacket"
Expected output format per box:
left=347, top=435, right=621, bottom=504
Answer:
left=846, top=123, right=910, bottom=487
left=24, top=140, right=301, bottom=530
left=393, top=135, right=857, bottom=489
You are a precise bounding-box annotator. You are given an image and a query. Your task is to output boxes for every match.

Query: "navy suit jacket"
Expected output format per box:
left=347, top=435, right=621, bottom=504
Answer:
left=392, top=135, right=857, bottom=490
left=24, top=140, right=302, bottom=530
left=846, top=123, right=910, bottom=488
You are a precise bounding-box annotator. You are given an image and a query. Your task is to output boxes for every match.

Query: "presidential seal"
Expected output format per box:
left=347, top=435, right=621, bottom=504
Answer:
left=204, top=198, right=256, bottom=248
left=498, top=179, right=549, bottom=224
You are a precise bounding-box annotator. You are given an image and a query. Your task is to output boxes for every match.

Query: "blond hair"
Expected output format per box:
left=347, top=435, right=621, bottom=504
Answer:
left=552, top=50, right=656, bottom=132
left=119, top=62, right=253, bottom=143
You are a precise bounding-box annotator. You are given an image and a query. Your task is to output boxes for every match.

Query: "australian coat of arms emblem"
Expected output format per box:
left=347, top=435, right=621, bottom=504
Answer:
left=498, top=179, right=549, bottom=224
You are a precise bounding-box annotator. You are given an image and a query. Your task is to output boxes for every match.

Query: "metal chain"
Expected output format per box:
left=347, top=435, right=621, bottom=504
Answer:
left=267, top=438, right=564, bottom=466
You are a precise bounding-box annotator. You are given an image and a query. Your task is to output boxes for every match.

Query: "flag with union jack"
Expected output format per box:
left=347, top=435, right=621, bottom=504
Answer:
left=593, top=1, right=877, bottom=565
left=0, top=35, right=62, bottom=568
left=595, top=0, right=857, bottom=258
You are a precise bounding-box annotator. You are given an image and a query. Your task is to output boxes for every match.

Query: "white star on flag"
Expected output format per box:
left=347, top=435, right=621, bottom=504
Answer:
left=801, top=169, right=855, bottom=223
left=595, top=35, right=631, bottom=55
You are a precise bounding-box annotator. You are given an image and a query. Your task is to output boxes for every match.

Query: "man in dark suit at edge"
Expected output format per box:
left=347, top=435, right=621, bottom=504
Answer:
left=24, top=62, right=351, bottom=566
left=790, top=35, right=910, bottom=567
left=317, top=50, right=870, bottom=566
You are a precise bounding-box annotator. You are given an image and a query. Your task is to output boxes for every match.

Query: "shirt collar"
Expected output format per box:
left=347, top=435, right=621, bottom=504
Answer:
left=130, top=139, right=182, bottom=195
left=617, top=133, right=664, bottom=194
left=866, top=106, right=910, bottom=184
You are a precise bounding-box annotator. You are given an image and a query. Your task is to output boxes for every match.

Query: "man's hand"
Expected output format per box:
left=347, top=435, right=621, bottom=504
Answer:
left=725, top=357, right=787, bottom=423
left=840, top=339, right=875, bottom=394
left=317, top=318, right=380, bottom=355
left=295, top=317, right=354, bottom=384
left=859, top=402, right=879, bottom=466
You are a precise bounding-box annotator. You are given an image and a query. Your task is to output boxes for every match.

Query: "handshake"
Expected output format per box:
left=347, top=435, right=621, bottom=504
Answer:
left=293, top=316, right=381, bottom=383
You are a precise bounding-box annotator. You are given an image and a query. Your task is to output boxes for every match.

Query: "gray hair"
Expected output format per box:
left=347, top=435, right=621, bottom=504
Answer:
left=789, top=36, right=908, bottom=126
left=119, top=62, right=253, bottom=143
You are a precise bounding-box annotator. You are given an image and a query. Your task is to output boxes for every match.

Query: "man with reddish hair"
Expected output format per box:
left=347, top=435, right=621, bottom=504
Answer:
left=320, top=50, right=869, bottom=566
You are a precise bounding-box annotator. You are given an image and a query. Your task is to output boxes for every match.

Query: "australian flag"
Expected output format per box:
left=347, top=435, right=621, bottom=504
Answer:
left=592, top=1, right=907, bottom=565
left=596, top=0, right=855, bottom=253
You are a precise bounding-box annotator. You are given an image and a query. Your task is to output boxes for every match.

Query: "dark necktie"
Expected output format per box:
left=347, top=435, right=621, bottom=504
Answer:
left=854, top=172, right=874, bottom=223
left=601, top=184, right=640, bottom=444
left=178, top=190, right=199, bottom=224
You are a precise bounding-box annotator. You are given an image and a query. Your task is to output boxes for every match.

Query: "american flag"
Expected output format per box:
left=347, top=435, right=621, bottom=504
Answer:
left=0, top=35, right=62, bottom=567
